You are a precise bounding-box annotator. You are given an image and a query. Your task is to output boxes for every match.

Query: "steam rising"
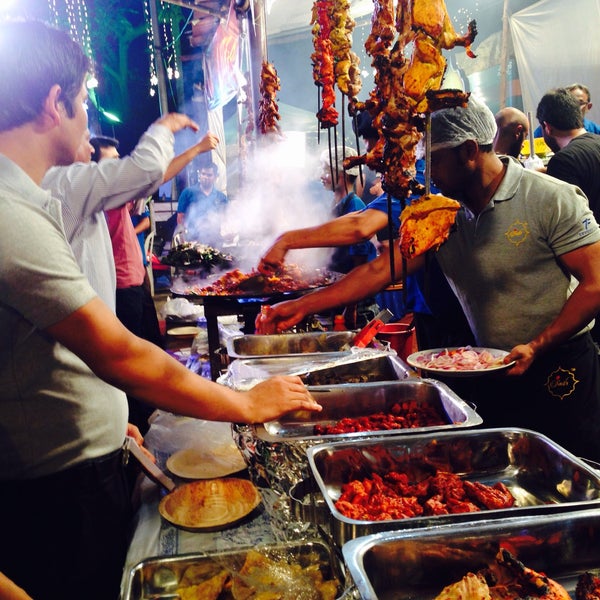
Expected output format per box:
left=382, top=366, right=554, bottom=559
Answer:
left=212, top=138, right=337, bottom=273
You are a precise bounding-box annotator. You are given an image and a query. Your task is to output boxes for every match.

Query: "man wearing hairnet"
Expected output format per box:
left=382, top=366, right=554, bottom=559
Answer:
left=258, top=96, right=600, bottom=461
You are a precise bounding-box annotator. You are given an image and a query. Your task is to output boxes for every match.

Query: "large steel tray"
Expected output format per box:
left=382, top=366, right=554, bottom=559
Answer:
left=219, top=352, right=412, bottom=391
left=306, top=428, right=600, bottom=547
left=256, top=379, right=481, bottom=443
left=123, top=540, right=346, bottom=600
left=226, top=331, right=357, bottom=359
left=342, top=508, right=600, bottom=600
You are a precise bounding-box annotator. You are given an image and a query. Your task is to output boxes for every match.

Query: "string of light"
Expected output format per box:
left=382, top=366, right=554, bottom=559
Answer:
left=143, top=0, right=160, bottom=96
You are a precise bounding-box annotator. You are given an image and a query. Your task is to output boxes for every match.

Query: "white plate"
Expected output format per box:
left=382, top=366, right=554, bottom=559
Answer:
left=407, top=347, right=515, bottom=377
left=166, top=446, right=247, bottom=479
left=167, top=326, right=200, bottom=338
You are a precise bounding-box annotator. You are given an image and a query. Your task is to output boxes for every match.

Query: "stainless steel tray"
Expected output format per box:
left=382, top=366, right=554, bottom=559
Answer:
left=256, top=379, right=481, bottom=443
left=306, top=428, right=600, bottom=547
left=123, top=540, right=345, bottom=600
left=226, top=331, right=357, bottom=359
left=219, top=352, right=412, bottom=391
left=343, top=508, right=600, bottom=600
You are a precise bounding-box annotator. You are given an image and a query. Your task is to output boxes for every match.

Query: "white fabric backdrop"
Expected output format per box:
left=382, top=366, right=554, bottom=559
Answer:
left=510, top=0, right=600, bottom=123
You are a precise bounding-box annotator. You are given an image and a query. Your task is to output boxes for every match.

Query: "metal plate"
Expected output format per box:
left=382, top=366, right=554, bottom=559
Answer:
left=343, top=508, right=600, bottom=600
left=306, top=428, right=600, bottom=547
left=123, top=540, right=345, bottom=600
left=256, top=379, right=482, bottom=443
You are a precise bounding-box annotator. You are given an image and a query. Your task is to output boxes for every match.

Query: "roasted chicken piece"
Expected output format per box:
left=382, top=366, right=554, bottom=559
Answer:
left=435, top=572, right=491, bottom=600
left=399, top=194, right=461, bottom=259
left=412, top=0, right=477, bottom=58
left=434, top=549, right=571, bottom=600
left=488, top=549, right=571, bottom=600
left=576, top=571, right=600, bottom=600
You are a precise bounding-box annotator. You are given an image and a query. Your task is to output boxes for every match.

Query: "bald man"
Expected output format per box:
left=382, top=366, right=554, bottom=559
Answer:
left=494, top=107, right=529, bottom=158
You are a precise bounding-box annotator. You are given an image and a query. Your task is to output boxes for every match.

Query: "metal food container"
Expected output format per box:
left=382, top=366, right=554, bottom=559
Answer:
left=342, top=508, right=600, bottom=600
left=306, top=428, right=600, bottom=547
left=123, top=540, right=346, bottom=600
left=233, top=380, right=480, bottom=536
left=226, top=331, right=357, bottom=359
left=220, top=351, right=412, bottom=391
left=256, top=379, right=481, bottom=443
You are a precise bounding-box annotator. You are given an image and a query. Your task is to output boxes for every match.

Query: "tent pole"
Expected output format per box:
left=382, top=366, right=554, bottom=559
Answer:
left=499, top=0, right=510, bottom=109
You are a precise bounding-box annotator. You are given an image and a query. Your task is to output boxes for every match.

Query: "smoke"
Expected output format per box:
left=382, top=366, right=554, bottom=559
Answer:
left=218, top=138, right=337, bottom=272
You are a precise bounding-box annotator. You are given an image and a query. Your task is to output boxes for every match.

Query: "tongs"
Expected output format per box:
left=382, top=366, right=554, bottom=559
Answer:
left=352, top=308, right=394, bottom=348
left=124, top=436, right=176, bottom=493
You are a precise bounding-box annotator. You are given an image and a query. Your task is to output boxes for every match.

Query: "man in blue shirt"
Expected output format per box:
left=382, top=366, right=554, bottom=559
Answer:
left=177, top=161, right=228, bottom=247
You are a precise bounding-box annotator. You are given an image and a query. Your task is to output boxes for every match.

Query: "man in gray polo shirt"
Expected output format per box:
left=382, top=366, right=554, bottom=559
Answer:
left=259, top=95, right=600, bottom=462
left=0, top=20, right=320, bottom=599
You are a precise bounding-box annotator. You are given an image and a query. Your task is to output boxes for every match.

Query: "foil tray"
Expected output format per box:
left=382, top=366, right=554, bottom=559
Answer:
left=306, top=428, right=600, bottom=547
left=226, top=331, right=357, bottom=359
left=256, top=379, right=481, bottom=443
left=123, top=540, right=346, bottom=600
left=342, top=508, right=600, bottom=600
left=219, top=352, right=412, bottom=391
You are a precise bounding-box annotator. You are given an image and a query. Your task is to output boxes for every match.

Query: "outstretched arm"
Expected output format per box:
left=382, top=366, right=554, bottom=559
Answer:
left=258, top=209, right=388, bottom=273
left=257, top=243, right=425, bottom=333
left=163, top=131, right=219, bottom=183
left=47, top=297, right=321, bottom=423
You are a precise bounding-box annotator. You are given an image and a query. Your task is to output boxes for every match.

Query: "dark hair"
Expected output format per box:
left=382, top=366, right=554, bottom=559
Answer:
left=0, top=19, right=91, bottom=132
left=199, top=161, right=219, bottom=176
left=536, top=88, right=583, bottom=130
left=90, top=135, right=119, bottom=163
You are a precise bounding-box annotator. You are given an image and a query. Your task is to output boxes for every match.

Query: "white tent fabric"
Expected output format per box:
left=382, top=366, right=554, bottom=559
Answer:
left=510, top=0, right=600, bottom=123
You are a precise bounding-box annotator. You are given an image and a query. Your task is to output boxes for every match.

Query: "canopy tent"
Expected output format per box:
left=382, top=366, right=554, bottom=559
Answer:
left=510, top=0, right=600, bottom=123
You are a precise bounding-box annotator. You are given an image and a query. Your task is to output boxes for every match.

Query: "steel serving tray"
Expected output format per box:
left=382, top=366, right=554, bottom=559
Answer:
left=219, top=351, right=412, bottom=391
left=123, top=540, right=346, bottom=600
left=342, top=508, right=600, bottom=600
left=256, top=379, right=481, bottom=443
left=226, top=331, right=357, bottom=359
left=306, top=428, right=600, bottom=547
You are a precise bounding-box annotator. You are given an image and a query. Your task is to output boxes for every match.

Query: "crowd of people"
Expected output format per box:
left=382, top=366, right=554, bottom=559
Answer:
left=3, top=13, right=600, bottom=600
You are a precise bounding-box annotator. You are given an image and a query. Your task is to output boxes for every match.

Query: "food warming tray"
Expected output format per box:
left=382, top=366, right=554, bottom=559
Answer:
left=342, top=508, right=600, bottom=600
left=306, top=428, right=600, bottom=547
left=233, top=379, right=480, bottom=505
left=123, top=539, right=345, bottom=600
left=256, top=379, right=481, bottom=443
left=226, top=331, right=357, bottom=359
left=220, top=352, right=412, bottom=391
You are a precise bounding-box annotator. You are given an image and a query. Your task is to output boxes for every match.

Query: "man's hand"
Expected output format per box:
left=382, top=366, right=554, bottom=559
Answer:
left=504, top=343, right=536, bottom=376
left=242, top=376, right=321, bottom=423
left=156, top=112, right=199, bottom=134
left=196, top=132, right=219, bottom=153
left=257, top=238, right=287, bottom=275
left=254, top=299, right=308, bottom=334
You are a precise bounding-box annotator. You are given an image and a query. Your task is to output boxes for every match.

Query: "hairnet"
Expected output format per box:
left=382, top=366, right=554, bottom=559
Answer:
left=430, top=95, right=497, bottom=152
left=320, top=146, right=359, bottom=176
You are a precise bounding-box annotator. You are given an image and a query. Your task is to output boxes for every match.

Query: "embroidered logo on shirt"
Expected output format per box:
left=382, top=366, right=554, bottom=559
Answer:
left=505, top=220, right=529, bottom=246
left=545, top=367, right=579, bottom=400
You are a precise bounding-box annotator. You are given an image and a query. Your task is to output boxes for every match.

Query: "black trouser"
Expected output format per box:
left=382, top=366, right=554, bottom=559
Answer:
left=451, top=333, right=600, bottom=462
left=0, top=449, right=132, bottom=600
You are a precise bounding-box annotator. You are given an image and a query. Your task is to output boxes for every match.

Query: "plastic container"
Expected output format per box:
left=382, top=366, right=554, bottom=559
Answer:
left=375, top=322, right=417, bottom=361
